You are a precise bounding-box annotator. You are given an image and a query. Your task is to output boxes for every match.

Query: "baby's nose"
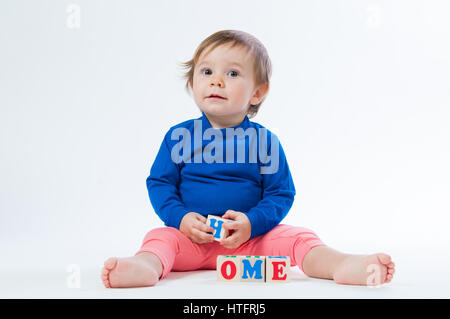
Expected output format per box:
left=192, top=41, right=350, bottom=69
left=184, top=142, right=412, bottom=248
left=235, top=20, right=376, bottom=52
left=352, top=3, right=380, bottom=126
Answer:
left=210, top=78, right=223, bottom=87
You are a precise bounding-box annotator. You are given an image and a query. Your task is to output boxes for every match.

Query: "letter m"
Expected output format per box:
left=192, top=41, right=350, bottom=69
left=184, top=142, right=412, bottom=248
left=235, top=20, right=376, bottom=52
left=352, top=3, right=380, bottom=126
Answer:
left=241, top=259, right=263, bottom=280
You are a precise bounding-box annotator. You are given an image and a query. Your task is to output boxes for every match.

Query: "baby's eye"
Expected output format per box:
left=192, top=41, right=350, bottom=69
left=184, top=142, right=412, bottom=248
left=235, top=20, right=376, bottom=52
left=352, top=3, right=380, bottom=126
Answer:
left=201, top=68, right=212, bottom=75
left=200, top=68, right=239, bottom=77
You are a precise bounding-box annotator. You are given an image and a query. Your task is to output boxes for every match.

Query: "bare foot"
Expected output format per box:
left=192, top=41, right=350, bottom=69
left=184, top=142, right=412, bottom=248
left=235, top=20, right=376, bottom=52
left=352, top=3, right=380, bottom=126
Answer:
left=101, top=253, right=162, bottom=288
left=332, top=253, right=395, bottom=286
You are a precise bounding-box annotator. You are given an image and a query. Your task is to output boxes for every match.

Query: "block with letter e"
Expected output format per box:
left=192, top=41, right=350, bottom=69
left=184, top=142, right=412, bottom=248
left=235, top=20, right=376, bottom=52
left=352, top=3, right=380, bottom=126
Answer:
left=206, top=214, right=230, bottom=241
left=265, top=256, right=290, bottom=283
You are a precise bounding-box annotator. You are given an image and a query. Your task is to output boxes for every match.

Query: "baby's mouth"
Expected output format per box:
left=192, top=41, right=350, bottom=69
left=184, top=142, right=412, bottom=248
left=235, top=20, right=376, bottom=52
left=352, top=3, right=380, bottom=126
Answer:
left=206, top=94, right=227, bottom=100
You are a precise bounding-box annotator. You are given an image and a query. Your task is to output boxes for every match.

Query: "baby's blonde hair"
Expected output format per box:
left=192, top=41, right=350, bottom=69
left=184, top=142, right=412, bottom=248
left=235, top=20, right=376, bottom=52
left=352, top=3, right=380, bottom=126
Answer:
left=178, top=30, right=272, bottom=118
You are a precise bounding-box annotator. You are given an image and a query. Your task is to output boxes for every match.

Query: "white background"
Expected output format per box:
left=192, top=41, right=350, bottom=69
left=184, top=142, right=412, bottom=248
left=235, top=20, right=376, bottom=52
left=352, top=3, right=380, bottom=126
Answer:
left=1, top=0, right=449, bottom=298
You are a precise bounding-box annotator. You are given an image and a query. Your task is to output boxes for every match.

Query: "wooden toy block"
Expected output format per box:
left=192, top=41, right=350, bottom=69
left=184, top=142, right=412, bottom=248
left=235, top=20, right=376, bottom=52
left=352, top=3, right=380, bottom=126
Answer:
left=217, top=255, right=243, bottom=282
left=265, top=256, right=290, bottom=283
left=207, top=215, right=230, bottom=241
left=240, top=256, right=266, bottom=283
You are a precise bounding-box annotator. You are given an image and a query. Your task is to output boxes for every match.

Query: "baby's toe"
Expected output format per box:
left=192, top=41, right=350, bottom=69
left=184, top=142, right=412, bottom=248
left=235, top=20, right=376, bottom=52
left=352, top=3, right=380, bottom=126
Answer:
left=101, top=268, right=111, bottom=288
left=385, top=274, right=393, bottom=283
left=104, top=257, right=118, bottom=270
left=101, top=257, right=119, bottom=288
left=376, top=253, right=392, bottom=265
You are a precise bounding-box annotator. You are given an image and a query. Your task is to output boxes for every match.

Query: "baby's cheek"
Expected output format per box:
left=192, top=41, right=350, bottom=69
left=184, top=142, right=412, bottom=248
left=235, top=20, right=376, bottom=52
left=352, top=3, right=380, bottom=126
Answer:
left=229, top=84, right=248, bottom=100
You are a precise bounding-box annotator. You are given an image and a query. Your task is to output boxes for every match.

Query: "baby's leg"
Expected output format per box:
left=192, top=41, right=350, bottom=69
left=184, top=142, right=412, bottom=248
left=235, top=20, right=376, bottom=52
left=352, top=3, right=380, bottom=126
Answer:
left=101, top=252, right=162, bottom=288
left=244, top=224, right=395, bottom=286
left=101, top=227, right=206, bottom=288
left=302, top=246, right=395, bottom=285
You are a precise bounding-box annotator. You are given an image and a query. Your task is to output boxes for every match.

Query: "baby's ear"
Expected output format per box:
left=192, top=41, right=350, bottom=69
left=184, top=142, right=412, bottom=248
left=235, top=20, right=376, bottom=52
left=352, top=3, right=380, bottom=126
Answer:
left=251, top=83, right=269, bottom=103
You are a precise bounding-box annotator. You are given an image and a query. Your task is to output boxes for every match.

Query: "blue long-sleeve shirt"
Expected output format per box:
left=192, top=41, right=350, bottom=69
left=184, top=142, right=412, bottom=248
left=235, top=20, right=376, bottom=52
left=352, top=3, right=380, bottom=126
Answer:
left=146, top=111, right=296, bottom=239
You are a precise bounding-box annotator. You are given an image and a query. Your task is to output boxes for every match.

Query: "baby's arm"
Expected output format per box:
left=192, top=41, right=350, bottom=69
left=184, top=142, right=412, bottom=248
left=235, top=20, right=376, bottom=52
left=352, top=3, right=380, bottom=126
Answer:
left=147, top=130, right=215, bottom=244
left=239, top=134, right=296, bottom=239
left=146, top=130, right=191, bottom=229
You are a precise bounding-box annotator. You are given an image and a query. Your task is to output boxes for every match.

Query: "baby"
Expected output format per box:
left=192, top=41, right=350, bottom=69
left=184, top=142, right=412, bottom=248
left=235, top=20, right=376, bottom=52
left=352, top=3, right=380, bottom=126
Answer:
left=101, top=30, right=395, bottom=288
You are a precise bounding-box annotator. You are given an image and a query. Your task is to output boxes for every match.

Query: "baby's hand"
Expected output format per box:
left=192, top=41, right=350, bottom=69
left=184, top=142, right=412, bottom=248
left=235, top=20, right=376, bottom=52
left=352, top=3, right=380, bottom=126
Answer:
left=179, top=212, right=215, bottom=244
left=220, top=210, right=252, bottom=249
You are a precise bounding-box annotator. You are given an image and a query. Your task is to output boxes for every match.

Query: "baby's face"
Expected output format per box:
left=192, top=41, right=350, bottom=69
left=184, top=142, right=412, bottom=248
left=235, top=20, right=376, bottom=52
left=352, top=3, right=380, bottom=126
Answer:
left=192, top=43, right=264, bottom=121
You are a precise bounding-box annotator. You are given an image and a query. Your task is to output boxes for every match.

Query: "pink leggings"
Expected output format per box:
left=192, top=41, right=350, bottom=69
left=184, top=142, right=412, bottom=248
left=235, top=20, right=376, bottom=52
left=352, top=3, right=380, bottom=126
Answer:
left=135, top=224, right=326, bottom=279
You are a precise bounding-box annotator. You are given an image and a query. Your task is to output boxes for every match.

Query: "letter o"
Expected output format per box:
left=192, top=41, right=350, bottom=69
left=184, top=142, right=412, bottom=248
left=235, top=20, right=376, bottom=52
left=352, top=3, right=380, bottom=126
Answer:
left=221, top=260, right=237, bottom=280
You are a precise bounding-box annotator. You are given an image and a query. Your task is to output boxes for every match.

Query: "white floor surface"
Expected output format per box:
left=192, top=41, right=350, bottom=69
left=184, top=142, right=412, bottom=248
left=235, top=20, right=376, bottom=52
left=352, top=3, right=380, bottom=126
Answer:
left=1, top=252, right=449, bottom=299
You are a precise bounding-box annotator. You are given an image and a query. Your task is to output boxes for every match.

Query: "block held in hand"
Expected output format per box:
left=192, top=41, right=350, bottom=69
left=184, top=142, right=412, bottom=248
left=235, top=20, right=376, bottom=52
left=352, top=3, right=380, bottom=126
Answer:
left=206, top=215, right=230, bottom=241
